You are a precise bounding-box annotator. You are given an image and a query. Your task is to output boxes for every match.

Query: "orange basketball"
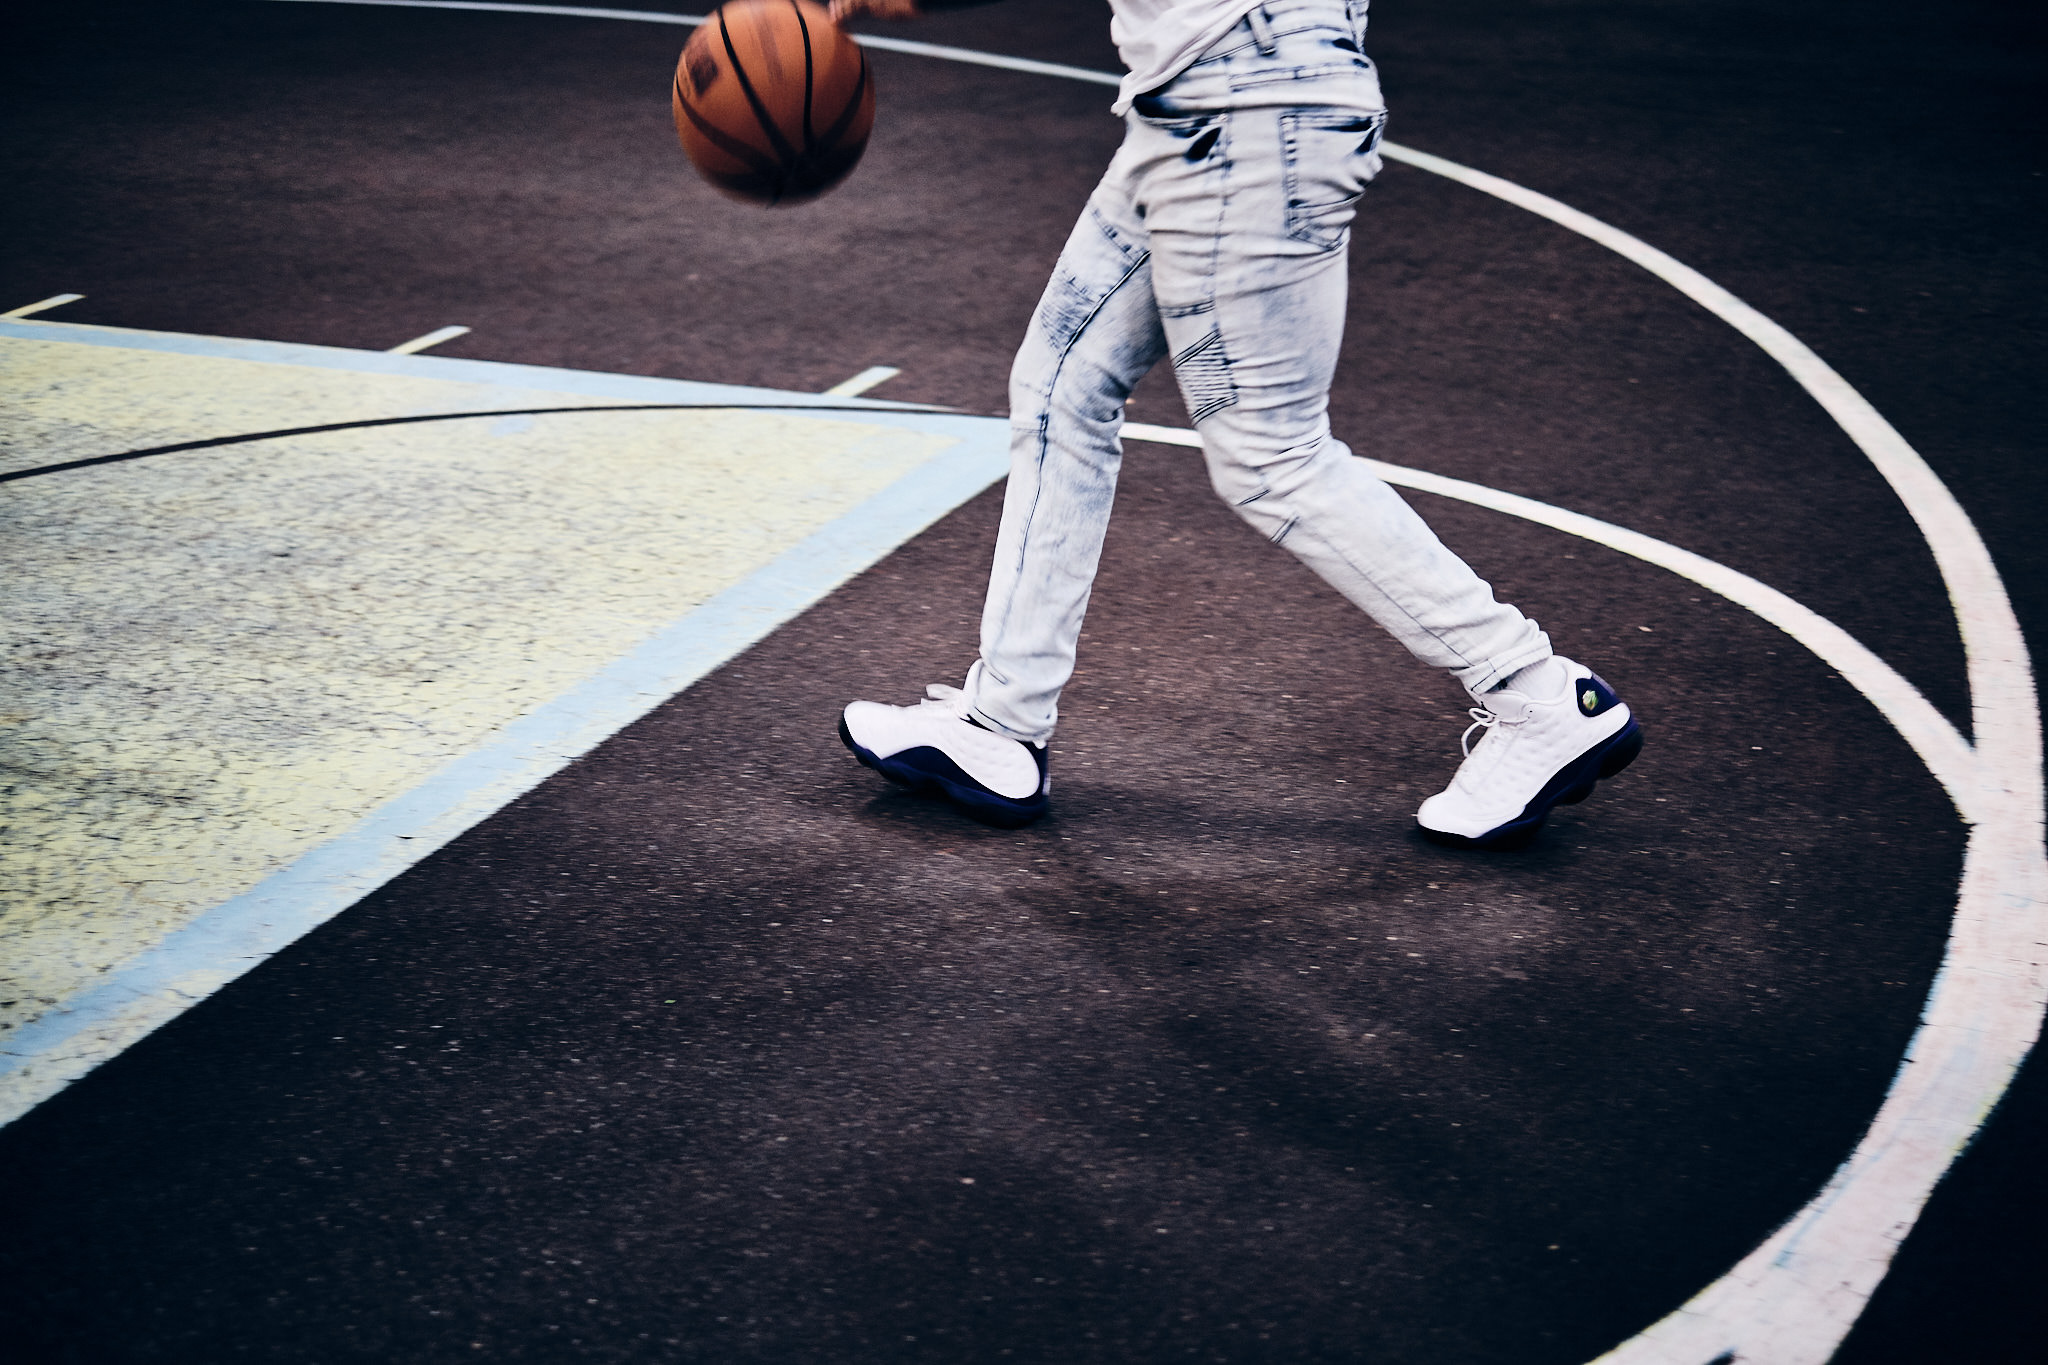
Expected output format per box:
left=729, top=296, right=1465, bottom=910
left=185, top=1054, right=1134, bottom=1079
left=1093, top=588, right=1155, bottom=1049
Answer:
left=672, top=0, right=876, bottom=206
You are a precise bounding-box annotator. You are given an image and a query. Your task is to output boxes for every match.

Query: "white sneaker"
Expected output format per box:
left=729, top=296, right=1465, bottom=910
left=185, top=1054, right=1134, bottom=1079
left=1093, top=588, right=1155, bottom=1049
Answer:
left=839, top=682, right=1050, bottom=828
left=1416, top=657, right=1642, bottom=848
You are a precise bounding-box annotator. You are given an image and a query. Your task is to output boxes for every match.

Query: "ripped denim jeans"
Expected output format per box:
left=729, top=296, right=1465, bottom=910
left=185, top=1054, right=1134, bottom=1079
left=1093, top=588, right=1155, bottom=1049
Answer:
left=966, top=0, right=1551, bottom=742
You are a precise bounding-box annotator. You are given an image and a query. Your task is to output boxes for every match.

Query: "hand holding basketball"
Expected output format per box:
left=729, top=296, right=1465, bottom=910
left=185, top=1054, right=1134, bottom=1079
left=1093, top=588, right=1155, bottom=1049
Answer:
left=672, top=0, right=877, bottom=206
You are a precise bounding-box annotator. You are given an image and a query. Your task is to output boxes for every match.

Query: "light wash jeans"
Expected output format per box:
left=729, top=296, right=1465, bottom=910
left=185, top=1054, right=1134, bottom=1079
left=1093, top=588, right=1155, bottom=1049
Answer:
left=966, top=0, right=1551, bottom=743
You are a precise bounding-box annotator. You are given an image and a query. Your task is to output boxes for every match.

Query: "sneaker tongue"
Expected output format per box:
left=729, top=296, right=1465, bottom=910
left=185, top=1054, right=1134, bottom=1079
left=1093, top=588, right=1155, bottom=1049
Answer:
left=922, top=682, right=972, bottom=719
left=1484, top=691, right=1536, bottom=724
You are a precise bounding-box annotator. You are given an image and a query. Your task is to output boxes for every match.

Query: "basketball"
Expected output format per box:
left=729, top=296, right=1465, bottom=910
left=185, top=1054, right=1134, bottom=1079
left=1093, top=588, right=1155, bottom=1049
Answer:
left=672, top=0, right=876, bottom=206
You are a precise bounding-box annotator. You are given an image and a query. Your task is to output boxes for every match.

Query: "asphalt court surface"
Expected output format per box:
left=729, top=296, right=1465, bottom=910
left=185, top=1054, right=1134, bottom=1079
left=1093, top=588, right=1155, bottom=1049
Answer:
left=3, top=1, right=2045, bottom=1362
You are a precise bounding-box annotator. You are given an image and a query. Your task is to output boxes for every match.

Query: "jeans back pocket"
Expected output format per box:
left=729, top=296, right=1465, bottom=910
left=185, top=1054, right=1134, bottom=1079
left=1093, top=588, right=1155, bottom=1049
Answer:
left=1280, top=108, right=1386, bottom=249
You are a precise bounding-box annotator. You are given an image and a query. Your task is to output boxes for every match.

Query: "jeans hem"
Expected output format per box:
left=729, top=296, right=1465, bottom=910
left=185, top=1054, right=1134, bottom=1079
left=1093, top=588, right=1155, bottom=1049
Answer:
left=1455, top=640, right=1556, bottom=699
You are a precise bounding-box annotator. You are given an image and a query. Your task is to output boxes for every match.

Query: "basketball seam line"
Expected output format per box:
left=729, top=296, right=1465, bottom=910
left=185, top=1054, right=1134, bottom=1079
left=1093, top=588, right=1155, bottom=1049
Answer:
left=674, top=70, right=786, bottom=183
left=793, top=0, right=815, bottom=153
left=812, top=50, right=869, bottom=161
left=718, top=5, right=800, bottom=185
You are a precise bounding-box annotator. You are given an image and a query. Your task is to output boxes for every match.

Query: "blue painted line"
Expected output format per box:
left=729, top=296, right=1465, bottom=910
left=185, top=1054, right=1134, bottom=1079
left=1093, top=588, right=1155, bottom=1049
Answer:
left=0, top=317, right=946, bottom=412
left=0, top=322, right=1010, bottom=1094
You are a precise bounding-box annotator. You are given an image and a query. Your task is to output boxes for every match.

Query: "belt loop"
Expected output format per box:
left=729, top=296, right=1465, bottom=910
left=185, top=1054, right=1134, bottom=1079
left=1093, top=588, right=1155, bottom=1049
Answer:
left=1245, top=4, right=1278, bottom=56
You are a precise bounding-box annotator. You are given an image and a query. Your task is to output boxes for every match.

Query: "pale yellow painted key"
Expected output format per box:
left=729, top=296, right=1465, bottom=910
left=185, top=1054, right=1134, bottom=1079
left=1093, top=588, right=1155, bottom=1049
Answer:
left=0, top=334, right=953, bottom=1044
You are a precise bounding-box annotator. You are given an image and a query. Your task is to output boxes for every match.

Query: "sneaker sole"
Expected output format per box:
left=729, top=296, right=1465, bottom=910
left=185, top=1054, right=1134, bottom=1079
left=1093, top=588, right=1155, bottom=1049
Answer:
left=1419, top=718, right=1643, bottom=850
left=838, top=716, right=1049, bottom=829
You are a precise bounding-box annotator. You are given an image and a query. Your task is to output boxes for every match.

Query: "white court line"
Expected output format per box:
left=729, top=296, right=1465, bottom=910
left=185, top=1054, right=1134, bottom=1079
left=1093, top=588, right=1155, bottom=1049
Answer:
left=1363, top=148, right=2044, bottom=1365
left=262, top=0, right=1134, bottom=86
left=1120, top=422, right=1980, bottom=818
left=1376, top=143, right=2039, bottom=812
left=386, top=322, right=471, bottom=353
left=3, top=292, right=85, bottom=319
left=242, top=6, right=2048, bottom=1359
left=824, top=364, right=901, bottom=397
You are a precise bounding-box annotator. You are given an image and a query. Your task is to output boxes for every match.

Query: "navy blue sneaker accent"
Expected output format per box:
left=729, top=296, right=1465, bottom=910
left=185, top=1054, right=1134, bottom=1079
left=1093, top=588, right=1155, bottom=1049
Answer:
left=1576, top=672, right=1623, bottom=719
left=838, top=715, right=1050, bottom=829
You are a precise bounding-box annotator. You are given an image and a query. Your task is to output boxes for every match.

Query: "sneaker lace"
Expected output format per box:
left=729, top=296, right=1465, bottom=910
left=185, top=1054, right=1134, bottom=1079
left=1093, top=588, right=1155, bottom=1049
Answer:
left=1460, top=706, right=1497, bottom=757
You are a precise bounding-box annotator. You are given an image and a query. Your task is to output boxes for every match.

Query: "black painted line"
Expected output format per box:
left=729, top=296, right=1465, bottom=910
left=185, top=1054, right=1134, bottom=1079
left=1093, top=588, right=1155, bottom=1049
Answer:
left=0, top=401, right=967, bottom=485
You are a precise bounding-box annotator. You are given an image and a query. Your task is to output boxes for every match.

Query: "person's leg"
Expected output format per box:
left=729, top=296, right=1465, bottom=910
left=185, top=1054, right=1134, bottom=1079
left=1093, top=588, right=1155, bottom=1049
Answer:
left=1134, top=14, right=1639, bottom=845
left=838, top=126, right=1167, bottom=825
left=964, top=144, right=1169, bottom=743
left=1143, top=100, right=1550, bottom=696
